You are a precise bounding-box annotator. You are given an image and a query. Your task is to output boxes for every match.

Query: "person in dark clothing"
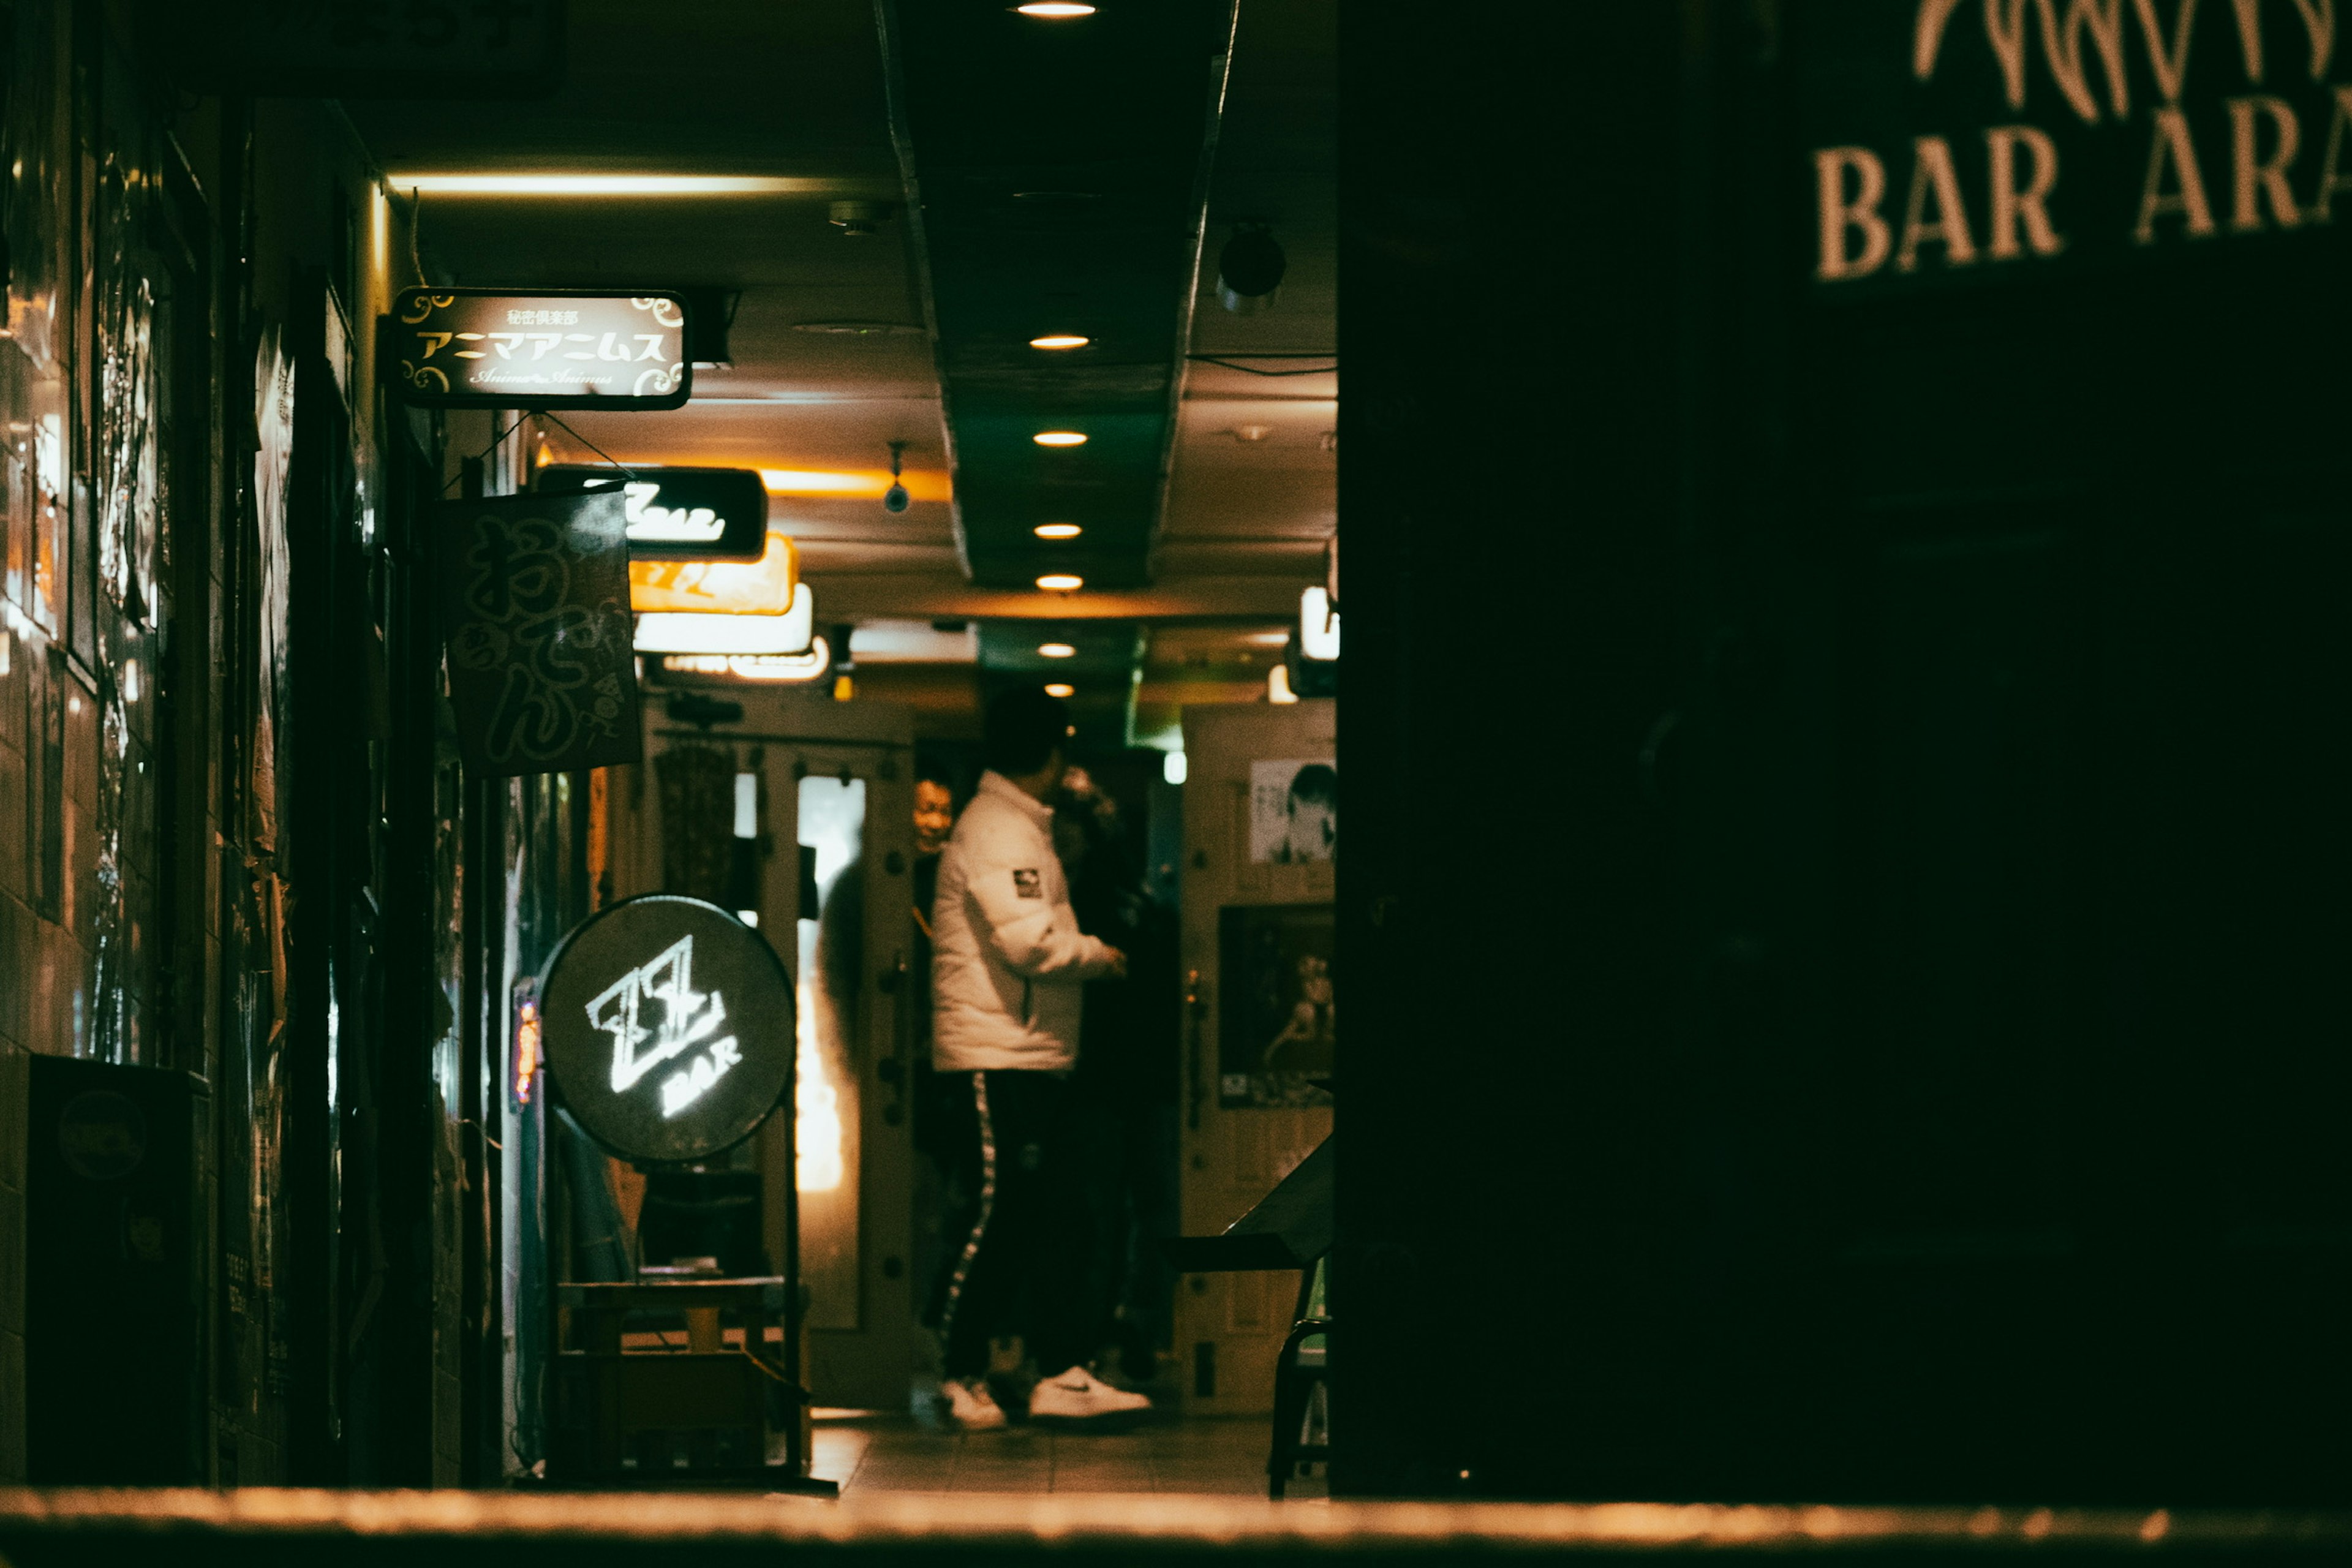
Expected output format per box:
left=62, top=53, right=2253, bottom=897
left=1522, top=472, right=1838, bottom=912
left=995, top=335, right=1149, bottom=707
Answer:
left=1054, top=766, right=1183, bottom=1383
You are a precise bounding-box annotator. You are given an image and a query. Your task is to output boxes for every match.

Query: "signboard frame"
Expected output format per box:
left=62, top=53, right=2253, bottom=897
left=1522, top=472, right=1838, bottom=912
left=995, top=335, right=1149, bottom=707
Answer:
left=389, top=287, right=693, bottom=411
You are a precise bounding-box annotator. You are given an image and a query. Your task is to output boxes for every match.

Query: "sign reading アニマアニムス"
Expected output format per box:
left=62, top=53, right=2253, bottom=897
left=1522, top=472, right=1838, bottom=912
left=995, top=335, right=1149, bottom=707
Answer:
left=436, top=490, right=642, bottom=776
left=538, top=897, right=797, bottom=1165
left=1803, top=0, right=2352, bottom=288
left=393, top=289, right=691, bottom=409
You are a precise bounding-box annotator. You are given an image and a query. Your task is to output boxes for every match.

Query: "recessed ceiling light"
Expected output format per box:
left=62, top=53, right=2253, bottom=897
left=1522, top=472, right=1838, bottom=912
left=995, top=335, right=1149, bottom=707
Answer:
left=1044, top=682, right=1077, bottom=698
left=1033, top=523, right=1082, bottom=539
left=1033, top=430, right=1087, bottom=447
left=1030, top=334, right=1090, bottom=350
left=1015, top=2, right=1096, bottom=15
left=1039, top=643, right=1077, bottom=658
left=384, top=174, right=818, bottom=196
left=1036, top=573, right=1084, bottom=592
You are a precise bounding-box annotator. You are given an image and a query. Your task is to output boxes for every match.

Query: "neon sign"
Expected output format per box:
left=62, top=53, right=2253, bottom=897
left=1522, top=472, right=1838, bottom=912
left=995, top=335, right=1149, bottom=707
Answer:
left=536, top=465, right=769, bottom=560
left=586, top=935, right=744, bottom=1118
left=536, top=895, right=797, bottom=1164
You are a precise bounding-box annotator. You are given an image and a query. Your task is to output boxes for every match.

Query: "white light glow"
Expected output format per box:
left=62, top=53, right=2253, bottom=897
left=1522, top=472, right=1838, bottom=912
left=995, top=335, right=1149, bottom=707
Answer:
left=385, top=174, right=821, bottom=196
left=584, top=935, right=745, bottom=1123
left=1164, top=750, right=1188, bottom=785
left=737, top=910, right=760, bottom=927
left=1030, top=334, right=1091, bottom=349
left=1016, top=2, right=1097, bottom=13
left=1038, top=642, right=1076, bottom=658
left=1300, top=585, right=1341, bottom=660
left=1036, top=573, right=1084, bottom=592
left=1268, top=664, right=1300, bottom=704
left=1033, top=522, right=1082, bottom=539
left=1044, top=682, right=1076, bottom=698
left=635, top=579, right=811, bottom=655
left=1033, top=430, right=1087, bottom=447
left=734, top=772, right=758, bottom=839
left=657, top=638, right=831, bottom=683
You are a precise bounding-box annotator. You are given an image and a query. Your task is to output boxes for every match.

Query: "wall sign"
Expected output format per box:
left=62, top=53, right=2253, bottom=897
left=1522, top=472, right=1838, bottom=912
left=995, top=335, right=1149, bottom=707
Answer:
left=538, top=896, right=797, bottom=1164
left=536, top=464, right=769, bottom=560
left=392, top=289, right=690, bottom=410
left=436, top=490, right=642, bottom=775
left=1803, top=0, right=2352, bottom=290
left=164, top=0, right=565, bottom=99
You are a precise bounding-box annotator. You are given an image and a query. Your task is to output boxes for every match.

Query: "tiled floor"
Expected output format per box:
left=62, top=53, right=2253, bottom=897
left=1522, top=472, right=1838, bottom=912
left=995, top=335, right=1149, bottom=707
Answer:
left=810, top=1414, right=1325, bottom=1498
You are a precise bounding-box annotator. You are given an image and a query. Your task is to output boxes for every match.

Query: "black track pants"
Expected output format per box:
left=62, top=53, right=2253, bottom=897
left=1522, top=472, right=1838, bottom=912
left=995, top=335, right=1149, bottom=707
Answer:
left=933, top=1069, right=1090, bottom=1380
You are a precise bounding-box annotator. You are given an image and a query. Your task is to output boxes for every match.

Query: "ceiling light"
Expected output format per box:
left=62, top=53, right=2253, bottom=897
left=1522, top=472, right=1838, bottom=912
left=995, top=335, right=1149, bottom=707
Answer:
left=1044, top=682, right=1076, bottom=698
left=1015, top=2, right=1096, bottom=14
left=1246, top=630, right=1290, bottom=646
left=384, top=174, right=819, bottom=196
left=1033, top=430, right=1087, bottom=447
left=1163, top=750, right=1188, bottom=786
left=1033, top=523, right=1082, bottom=539
left=1036, top=573, right=1084, bottom=592
left=1038, top=643, right=1076, bottom=658
left=1030, top=334, right=1090, bottom=350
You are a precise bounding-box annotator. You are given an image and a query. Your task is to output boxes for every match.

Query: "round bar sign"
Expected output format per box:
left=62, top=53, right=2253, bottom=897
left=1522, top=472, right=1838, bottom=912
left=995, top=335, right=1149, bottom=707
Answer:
left=538, top=895, right=796, bottom=1164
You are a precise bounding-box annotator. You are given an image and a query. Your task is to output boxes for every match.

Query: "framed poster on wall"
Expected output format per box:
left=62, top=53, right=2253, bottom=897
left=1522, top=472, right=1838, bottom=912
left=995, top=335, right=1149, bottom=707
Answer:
left=1217, top=902, right=1335, bottom=1108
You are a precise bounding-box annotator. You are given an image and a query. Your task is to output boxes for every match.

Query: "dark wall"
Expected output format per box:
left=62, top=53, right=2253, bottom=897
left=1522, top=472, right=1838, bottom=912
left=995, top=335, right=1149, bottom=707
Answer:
left=1338, top=0, right=2352, bottom=1504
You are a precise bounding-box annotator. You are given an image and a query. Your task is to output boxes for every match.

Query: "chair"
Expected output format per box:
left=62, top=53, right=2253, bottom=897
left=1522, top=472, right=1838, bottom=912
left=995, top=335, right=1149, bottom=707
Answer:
left=1267, top=1256, right=1330, bottom=1498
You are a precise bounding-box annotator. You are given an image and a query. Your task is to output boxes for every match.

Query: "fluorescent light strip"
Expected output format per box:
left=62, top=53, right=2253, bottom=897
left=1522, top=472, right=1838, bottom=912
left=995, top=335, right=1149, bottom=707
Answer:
left=385, top=174, right=822, bottom=196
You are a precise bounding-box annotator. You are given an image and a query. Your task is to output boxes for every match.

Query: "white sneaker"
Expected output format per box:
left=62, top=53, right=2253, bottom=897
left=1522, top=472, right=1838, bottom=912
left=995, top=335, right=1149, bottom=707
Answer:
left=1028, top=1364, right=1152, bottom=1424
left=940, top=1377, right=1008, bottom=1431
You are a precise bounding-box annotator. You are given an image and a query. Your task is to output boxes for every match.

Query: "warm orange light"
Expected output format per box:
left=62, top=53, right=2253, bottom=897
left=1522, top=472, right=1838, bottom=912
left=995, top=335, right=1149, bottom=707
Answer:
left=1036, top=573, right=1084, bottom=592
left=1033, top=522, right=1082, bottom=539
left=514, top=1001, right=541, bottom=1106
left=758, top=467, right=949, bottom=502
left=1032, top=431, right=1087, bottom=447
left=1044, top=682, right=1076, bottom=698
left=1038, top=643, right=1076, bottom=658
left=631, top=533, right=799, bottom=614
left=1016, top=2, right=1096, bottom=13
left=1029, top=334, right=1090, bottom=350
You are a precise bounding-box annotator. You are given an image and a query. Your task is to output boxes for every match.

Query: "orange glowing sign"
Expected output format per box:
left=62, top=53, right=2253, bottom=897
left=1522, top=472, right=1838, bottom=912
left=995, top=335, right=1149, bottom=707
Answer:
left=629, top=533, right=798, bottom=616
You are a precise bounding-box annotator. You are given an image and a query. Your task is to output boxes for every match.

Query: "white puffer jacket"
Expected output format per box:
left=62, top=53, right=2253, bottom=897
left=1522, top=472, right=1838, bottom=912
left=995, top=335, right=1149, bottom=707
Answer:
left=930, top=771, right=1117, bottom=1072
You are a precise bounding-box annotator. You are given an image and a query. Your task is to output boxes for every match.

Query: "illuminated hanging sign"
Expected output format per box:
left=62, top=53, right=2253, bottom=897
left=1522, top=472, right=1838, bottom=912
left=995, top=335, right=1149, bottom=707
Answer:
left=391, top=289, right=691, bottom=410
left=539, top=896, right=797, bottom=1164
left=629, top=533, right=799, bottom=616
left=536, top=465, right=769, bottom=561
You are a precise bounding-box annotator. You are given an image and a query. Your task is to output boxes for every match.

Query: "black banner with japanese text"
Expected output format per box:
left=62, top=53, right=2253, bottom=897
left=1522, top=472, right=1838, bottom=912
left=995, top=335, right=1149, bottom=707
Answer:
left=437, top=490, right=641, bottom=777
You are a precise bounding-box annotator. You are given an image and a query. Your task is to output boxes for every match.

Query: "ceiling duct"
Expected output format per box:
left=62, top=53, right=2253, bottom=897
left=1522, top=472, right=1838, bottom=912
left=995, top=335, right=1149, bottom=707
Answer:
left=878, top=0, right=1238, bottom=592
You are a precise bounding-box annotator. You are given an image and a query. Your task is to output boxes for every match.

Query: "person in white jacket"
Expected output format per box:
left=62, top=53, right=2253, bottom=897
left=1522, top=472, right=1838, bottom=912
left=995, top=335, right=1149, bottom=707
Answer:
left=929, top=687, right=1150, bottom=1430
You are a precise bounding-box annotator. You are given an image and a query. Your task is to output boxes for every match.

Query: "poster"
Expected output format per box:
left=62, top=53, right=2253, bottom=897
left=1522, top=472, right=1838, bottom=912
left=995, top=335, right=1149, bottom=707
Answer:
left=1218, top=903, right=1335, bottom=1108
left=1248, top=758, right=1336, bottom=864
left=437, top=489, right=642, bottom=775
